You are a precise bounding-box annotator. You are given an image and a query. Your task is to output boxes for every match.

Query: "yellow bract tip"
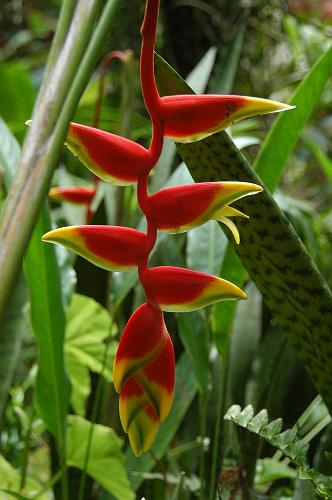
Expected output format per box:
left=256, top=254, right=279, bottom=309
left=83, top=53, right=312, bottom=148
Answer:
left=242, top=97, right=295, bottom=116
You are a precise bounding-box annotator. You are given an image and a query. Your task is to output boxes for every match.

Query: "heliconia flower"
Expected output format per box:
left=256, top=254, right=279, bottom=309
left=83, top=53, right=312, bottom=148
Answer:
left=159, top=95, right=294, bottom=143
left=113, top=303, right=174, bottom=456
left=42, top=225, right=146, bottom=271
left=48, top=186, right=96, bottom=205
left=145, top=266, right=247, bottom=312
left=149, top=181, right=262, bottom=243
left=66, top=123, right=151, bottom=185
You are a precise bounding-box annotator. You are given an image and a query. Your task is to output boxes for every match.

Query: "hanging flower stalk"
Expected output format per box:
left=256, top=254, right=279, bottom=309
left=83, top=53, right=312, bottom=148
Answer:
left=43, top=0, right=293, bottom=456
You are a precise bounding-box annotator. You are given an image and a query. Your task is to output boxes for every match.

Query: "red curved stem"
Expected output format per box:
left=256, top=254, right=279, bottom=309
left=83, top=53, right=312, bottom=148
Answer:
left=137, top=0, right=165, bottom=306
left=140, top=0, right=162, bottom=120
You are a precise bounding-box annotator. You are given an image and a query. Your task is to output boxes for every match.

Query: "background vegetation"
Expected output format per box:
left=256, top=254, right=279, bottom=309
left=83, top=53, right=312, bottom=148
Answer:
left=0, top=0, right=331, bottom=498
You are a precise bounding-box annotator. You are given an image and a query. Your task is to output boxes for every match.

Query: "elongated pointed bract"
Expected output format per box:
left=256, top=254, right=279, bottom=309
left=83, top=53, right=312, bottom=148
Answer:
left=160, top=95, right=294, bottom=143
left=150, top=181, right=262, bottom=235
left=146, top=266, right=247, bottom=312
left=48, top=186, right=96, bottom=205
left=113, top=303, right=174, bottom=456
left=66, top=123, right=151, bottom=185
left=42, top=225, right=146, bottom=271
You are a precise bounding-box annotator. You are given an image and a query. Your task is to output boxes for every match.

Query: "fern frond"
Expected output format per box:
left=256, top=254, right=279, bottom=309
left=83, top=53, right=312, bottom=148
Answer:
left=225, top=404, right=332, bottom=499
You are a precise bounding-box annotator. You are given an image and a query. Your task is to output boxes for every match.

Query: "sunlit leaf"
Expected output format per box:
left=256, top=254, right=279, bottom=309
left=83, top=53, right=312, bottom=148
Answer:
left=67, top=415, right=134, bottom=500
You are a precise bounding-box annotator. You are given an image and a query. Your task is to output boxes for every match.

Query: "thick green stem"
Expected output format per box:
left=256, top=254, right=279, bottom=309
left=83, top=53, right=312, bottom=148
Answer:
left=0, top=0, right=122, bottom=325
left=36, top=0, right=77, bottom=109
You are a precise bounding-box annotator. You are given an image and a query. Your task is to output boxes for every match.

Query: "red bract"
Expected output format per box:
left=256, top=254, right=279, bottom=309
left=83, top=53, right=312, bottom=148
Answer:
left=150, top=181, right=262, bottom=242
left=113, top=303, right=174, bottom=456
left=66, top=123, right=151, bottom=185
left=48, top=186, right=96, bottom=205
left=160, top=95, right=294, bottom=143
left=145, top=266, right=247, bottom=312
left=42, top=225, right=146, bottom=271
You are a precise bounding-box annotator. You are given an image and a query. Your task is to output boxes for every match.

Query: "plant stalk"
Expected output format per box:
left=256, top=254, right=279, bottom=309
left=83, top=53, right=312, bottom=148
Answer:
left=0, top=0, right=121, bottom=326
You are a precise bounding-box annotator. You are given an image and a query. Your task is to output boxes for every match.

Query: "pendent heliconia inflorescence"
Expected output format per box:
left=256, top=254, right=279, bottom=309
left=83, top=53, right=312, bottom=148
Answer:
left=43, top=0, right=293, bottom=456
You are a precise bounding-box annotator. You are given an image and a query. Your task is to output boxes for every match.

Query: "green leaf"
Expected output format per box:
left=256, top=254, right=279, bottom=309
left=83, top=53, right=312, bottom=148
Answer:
left=255, top=457, right=297, bottom=486
left=65, top=294, right=117, bottom=415
left=66, top=415, right=134, bottom=500
left=247, top=409, right=269, bottom=433
left=228, top=281, right=262, bottom=405
left=260, top=419, right=283, bottom=440
left=155, top=53, right=332, bottom=415
left=0, top=273, right=28, bottom=420
left=0, top=120, right=28, bottom=420
left=186, top=46, right=217, bottom=94
left=0, top=454, right=48, bottom=499
left=0, top=117, right=21, bottom=189
left=177, top=312, right=210, bottom=393
left=224, top=404, right=242, bottom=421
left=0, top=61, right=36, bottom=141
left=212, top=23, right=246, bottom=94
left=234, top=404, right=255, bottom=427
left=254, top=45, right=332, bottom=192
left=273, top=428, right=298, bottom=450
left=306, top=137, right=332, bottom=185
left=211, top=247, right=247, bottom=356
left=126, top=353, right=198, bottom=491
left=0, top=117, right=71, bottom=448
left=24, top=202, right=70, bottom=447
left=187, top=221, right=227, bottom=275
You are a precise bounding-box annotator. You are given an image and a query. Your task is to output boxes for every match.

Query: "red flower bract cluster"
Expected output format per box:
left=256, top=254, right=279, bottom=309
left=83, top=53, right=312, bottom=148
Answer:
left=43, top=0, right=293, bottom=456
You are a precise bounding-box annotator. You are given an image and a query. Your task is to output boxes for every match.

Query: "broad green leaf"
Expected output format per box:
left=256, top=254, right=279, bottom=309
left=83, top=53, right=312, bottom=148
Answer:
left=187, top=221, right=227, bottom=275
left=254, top=45, right=332, bottom=192
left=65, top=294, right=117, bottom=415
left=177, top=312, right=210, bottom=393
left=66, top=415, right=134, bottom=500
left=126, top=353, right=198, bottom=491
left=0, top=454, right=48, bottom=499
left=155, top=53, right=332, bottom=415
left=24, top=203, right=70, bottom=446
